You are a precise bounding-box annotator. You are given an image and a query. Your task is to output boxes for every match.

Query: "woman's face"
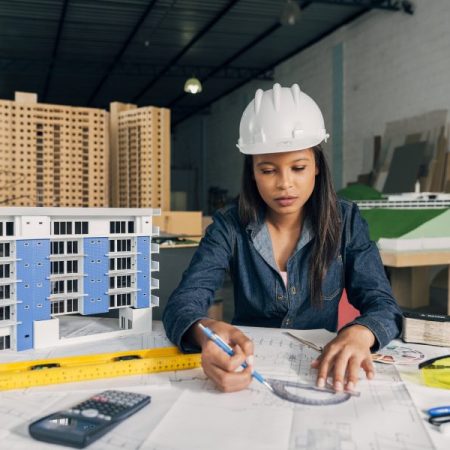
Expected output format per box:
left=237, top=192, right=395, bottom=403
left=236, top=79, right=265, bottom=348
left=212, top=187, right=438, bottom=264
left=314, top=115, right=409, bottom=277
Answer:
left=252, top=148, right=318, bottom=219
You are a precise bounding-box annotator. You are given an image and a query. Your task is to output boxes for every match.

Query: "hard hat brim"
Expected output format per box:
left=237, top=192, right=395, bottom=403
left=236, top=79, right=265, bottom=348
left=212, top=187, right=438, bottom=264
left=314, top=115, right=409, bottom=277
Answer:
left=237, top=134, right=327, bottom=155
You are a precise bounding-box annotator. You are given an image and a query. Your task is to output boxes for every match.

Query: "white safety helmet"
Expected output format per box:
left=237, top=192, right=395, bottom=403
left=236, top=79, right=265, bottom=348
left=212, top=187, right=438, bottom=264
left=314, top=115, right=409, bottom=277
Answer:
left=237, top=83, right=329, bottom=155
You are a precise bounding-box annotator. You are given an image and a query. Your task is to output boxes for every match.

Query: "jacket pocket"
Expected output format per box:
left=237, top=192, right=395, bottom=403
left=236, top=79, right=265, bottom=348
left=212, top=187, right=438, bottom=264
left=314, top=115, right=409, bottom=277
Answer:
left=322, top=255, right=344, bottom=301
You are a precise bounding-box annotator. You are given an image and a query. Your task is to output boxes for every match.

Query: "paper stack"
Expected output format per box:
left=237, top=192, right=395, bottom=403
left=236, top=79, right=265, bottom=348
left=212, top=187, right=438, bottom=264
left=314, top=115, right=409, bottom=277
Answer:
left=402, top=311, right=450, bottom=347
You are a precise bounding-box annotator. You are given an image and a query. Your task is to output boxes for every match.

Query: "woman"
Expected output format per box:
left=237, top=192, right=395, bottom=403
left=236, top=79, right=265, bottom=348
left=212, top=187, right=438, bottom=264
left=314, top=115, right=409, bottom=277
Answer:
left=163, top=83, right=402, bottom=393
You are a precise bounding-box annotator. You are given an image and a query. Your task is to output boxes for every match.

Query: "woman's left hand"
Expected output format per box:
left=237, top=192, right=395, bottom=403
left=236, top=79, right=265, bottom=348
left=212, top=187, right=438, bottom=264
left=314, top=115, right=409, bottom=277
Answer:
left=310, top=324, right=376, bottom=392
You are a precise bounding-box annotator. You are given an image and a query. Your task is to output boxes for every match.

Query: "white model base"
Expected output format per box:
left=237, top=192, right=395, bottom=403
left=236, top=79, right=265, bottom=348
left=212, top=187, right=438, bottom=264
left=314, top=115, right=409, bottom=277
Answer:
left=30, top=308, right=154, bottom=350
left=119, top=307, right=153, bottom=333
left=378, top=237, right=450, bottom=251
left=33, top=318, right=60, bottom=349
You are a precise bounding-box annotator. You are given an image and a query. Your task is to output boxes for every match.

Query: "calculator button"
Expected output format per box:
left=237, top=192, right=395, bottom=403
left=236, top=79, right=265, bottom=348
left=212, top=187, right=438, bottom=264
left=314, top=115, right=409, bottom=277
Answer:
left=103, top=415, right=112, bottom=421
left=81, top=408, right=99, bottom=418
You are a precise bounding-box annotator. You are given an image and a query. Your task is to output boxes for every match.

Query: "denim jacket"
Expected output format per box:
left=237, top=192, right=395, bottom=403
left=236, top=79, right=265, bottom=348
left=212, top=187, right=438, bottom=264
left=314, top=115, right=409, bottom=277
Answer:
left=163, top=198, right=402, bottom=352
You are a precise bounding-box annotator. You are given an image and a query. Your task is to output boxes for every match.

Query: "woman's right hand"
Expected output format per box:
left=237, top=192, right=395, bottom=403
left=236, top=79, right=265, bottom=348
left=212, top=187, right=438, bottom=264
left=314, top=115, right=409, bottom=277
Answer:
left=188, top=319, right=254, bottom=392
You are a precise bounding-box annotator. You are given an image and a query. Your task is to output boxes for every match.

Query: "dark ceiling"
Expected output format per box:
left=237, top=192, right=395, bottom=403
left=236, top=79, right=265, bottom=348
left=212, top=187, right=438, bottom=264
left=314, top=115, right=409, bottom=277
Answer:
left=0, top=0, right=411, bottom=126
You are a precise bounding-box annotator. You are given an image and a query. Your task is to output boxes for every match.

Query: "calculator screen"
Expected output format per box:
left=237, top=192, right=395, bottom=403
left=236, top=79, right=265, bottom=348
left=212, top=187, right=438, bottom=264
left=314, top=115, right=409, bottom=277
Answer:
left=42, top=414, right=101, bottom=433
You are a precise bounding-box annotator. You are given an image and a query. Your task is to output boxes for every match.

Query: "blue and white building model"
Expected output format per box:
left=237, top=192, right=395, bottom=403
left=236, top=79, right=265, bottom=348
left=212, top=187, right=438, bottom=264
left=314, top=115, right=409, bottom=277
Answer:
left=0, top=208, right=160, bottom=351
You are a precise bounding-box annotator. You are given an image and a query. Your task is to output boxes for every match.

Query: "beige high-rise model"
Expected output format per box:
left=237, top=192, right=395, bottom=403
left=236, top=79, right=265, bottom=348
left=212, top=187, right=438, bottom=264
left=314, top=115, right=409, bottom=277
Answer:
left=0, top=92, right=109, bottom=207
left=109, top=102, right=170, bottom=210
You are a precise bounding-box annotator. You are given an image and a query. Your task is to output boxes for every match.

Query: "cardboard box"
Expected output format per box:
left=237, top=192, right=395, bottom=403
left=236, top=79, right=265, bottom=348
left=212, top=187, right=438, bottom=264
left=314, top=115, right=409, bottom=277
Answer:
left=153, top=211, right=202, bottom=236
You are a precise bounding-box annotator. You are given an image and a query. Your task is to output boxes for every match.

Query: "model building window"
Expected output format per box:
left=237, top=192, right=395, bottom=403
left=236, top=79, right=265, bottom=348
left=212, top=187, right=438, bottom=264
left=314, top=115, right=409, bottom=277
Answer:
left=51, top=300, right=65, bottom=315
left=67, top=279, right=78, bottom=293
left=109, top=239, right=131, bottom=253
left=54, top=221, right=88, bottom=235
left=67, top=240, right=78, bottom=254
left=110, top=221, right=130, bottom=234
left=0, top=285, right=10, bottom=300
left=51, top=261, right=64, bottom=275
left=53, top=222, right=67, bottom=235
left=110, top=257, right=131, bottom=271
left=66, top=298, right=79, bottom=313
left=110, top=293, right=131, bottom=308
left=66, top=260, right=78, bottom=274
left=5, top=222, right=14, bottom=236
left=0, top=305, right=11, bottom=320
left=128, top=221, right=135, bottom=233
left=117, top=257, right=131, bottom=270
left=0, top=222, right=15, bottom=237
left=117, top=275, right=131, bottom=288
left=59, top=222, right=66, bottom=235
left=109, top=275, right=131, bottom=289
left=118, top=293, right=131, bottom=307
left=116, top=239, right=131, bottom=252
left=0, top=264, right=10, bottom=278
left=51, top=280, right=64, bottom=294
left=0, top=335, right=10, bottom=350
left=51, top=241, right=64, bottom=255
left=0, top=243, right=10, bottom=258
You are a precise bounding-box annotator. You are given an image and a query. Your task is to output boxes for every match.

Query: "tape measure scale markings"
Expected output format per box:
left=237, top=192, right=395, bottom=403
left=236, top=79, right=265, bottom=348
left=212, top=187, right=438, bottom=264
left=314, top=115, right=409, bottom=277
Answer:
left=0, top=347, right=202, bottom=391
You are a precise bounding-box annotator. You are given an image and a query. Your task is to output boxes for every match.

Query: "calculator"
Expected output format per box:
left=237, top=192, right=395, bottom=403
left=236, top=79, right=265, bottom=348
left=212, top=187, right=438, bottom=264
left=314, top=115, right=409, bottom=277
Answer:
left=29, top=390, right=151, bottom=448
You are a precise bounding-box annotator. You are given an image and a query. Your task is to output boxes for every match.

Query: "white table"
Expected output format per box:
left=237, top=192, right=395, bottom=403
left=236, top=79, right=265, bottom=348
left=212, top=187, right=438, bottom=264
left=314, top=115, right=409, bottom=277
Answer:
left=0, top=322, right=449, bottom=449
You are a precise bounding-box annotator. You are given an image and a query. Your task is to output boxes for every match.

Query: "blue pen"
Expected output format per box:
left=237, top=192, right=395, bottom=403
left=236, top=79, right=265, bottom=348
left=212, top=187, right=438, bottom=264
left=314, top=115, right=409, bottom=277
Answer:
left=427, top=406, right=450, bottom=417
left=198, top=323, right=273, bottom=392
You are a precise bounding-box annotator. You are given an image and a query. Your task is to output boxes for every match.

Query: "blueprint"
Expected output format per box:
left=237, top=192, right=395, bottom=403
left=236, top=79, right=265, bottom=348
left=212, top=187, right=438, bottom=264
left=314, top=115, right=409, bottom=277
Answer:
left=0, top=324, right=437, bottom=449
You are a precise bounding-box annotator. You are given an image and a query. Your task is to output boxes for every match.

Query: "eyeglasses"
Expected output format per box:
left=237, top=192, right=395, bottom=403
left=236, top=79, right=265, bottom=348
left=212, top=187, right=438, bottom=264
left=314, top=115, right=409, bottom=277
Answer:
left=419, top=354, right=450, bottom=389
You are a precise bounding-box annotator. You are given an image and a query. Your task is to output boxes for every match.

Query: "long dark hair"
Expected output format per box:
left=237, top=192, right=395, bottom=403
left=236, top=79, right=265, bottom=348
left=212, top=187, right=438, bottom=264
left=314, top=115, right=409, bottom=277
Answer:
left=238, top=145, right=341, bottom=308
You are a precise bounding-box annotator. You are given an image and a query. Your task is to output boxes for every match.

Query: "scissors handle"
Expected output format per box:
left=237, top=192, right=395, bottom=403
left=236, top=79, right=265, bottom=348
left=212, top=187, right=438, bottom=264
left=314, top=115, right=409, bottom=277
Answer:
left=429, top=415, right=450, bottom=426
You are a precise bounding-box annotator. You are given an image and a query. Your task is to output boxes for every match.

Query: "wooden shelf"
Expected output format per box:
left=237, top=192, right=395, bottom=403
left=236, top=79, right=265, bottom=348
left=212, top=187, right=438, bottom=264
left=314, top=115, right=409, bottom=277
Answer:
left=380, top=249, right=450, bottom=267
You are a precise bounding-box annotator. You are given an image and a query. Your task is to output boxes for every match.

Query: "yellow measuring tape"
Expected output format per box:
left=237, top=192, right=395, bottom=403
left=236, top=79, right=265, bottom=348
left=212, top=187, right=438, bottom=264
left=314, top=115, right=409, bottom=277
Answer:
left=0, top=347, right=202, bottom=391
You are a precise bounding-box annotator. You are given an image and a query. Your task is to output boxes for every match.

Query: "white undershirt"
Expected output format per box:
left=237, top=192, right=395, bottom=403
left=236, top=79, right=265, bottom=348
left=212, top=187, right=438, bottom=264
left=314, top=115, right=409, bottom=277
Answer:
left=280, top=271, right=288, bottom=287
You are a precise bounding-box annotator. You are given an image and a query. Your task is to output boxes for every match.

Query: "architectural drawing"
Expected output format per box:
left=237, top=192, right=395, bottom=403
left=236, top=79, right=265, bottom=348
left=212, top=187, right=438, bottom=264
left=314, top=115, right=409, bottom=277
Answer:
left=0, top=207, right=160, bottom=351
left=0, top=325, right=435, bottom=449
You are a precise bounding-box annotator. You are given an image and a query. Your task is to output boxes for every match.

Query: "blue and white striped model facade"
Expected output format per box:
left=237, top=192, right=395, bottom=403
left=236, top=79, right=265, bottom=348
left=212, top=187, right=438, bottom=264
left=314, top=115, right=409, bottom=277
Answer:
left=0, top=208, right=160, bottom=351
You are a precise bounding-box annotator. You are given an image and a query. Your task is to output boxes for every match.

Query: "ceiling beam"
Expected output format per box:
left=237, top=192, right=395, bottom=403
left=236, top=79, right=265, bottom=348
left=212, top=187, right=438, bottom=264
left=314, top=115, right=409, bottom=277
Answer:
left=0, top=57, right=273, bottom=81
left=132, top=0, right=241, bottom=103
left=169, top=0, right=413, bottom=112
left=86, top=0, right=159, bottom=105
left=167, top=22, right=281, bottom=108
left=311, top=0, right=413, bottom=12
left=167, top=1, right=317, bottom=109
left=42, top=0, right=69, bottom=102
left=173, top=4, right=378, bottom=127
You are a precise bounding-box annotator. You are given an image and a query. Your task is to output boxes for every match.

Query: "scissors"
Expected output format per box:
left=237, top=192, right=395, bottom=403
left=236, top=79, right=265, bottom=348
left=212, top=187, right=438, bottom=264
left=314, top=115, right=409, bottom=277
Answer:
left=426, top=406, right=450, bottom=434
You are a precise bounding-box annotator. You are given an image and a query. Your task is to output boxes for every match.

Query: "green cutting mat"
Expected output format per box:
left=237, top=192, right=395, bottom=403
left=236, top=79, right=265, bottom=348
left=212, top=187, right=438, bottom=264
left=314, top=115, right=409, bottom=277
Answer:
left=338, top=184, right=383, bottom=201
left=360, top=209, right=448, bottom=241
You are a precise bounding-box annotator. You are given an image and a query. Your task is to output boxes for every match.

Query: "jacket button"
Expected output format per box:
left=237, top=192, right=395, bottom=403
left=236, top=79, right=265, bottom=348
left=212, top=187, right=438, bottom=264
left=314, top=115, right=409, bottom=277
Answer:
left=277, top=295, right=283, bottom=301
left=291, top=286, right=296, bottom=294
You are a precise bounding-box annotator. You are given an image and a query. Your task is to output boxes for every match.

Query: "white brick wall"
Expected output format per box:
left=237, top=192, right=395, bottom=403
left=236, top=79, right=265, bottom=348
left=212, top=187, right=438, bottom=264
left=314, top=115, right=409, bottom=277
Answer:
left=173, top=0, right=450, bottom=208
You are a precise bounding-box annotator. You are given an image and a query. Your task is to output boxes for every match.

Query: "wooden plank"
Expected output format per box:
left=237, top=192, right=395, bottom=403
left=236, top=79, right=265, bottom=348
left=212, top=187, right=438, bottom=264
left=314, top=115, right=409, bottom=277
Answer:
left=380, top=250, right=450, bottom=267
left=448, top=266, right=450, bottom=315
left=389, top=267, right=429, bottom=309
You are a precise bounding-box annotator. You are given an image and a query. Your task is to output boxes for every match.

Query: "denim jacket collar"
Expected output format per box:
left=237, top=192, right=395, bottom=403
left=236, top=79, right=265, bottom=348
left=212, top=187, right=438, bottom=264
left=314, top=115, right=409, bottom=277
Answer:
left=248, top=213, right=315, bottom=272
